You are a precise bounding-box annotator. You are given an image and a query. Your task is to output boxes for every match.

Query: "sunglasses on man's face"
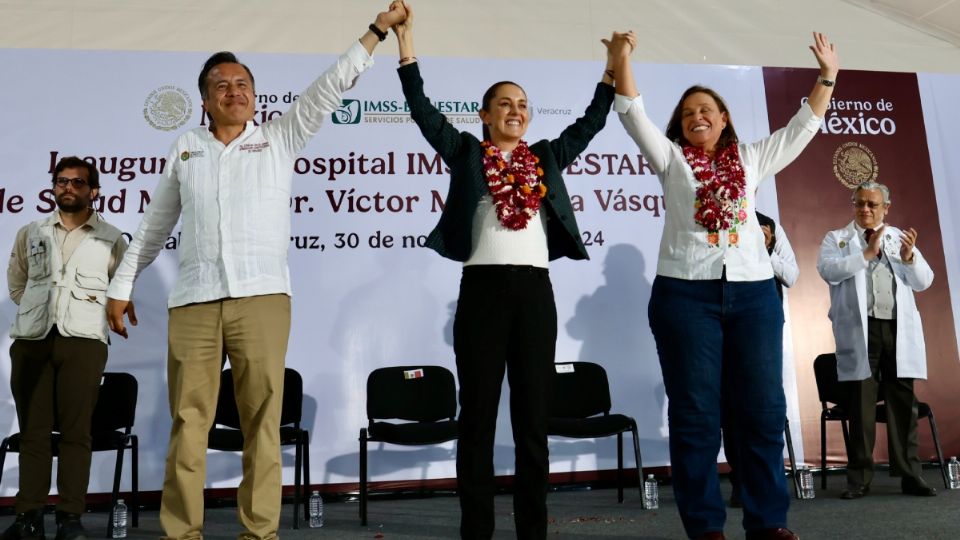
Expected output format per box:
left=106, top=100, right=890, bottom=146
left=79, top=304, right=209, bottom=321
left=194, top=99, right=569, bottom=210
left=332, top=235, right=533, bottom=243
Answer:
left=54, top=177, right=89, bottom=189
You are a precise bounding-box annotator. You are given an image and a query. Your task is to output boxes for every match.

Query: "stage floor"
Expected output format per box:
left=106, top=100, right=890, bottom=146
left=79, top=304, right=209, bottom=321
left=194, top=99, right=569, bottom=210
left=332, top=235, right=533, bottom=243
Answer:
left=2, top=471, right=958, bottom=539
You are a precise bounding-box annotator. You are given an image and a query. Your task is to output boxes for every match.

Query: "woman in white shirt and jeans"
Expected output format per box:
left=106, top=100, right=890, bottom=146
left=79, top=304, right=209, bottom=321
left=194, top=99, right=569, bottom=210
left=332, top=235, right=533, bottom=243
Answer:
left=606, top=32, right=838, bottom=540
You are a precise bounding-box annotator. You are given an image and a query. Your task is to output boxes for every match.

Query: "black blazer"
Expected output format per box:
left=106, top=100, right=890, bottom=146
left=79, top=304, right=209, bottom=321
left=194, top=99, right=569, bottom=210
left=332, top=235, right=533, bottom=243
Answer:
left=398, top=62, right=614, bottom=262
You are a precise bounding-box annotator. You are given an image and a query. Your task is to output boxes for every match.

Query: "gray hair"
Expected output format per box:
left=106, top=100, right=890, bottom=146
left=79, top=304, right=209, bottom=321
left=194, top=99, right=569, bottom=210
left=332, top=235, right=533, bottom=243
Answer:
left=852, top=181, right=891, bottom=205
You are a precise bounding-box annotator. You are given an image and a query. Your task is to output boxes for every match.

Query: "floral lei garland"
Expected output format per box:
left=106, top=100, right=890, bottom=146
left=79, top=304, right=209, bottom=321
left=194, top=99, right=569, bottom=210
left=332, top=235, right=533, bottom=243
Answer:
left=480, top=140, right=547, bottom=230
left=683, top=144, right=748, bottom=246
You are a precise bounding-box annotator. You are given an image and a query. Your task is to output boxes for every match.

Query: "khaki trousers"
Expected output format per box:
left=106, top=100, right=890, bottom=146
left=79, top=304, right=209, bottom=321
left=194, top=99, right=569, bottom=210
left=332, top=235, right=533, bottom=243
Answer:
left=159, top=294, right=291, bottom=540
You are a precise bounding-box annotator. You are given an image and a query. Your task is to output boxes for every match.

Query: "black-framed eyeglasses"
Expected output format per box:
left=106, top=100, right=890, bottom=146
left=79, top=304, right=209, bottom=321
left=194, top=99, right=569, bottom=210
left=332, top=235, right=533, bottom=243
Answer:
left=54, top=177, right=89, bottom=189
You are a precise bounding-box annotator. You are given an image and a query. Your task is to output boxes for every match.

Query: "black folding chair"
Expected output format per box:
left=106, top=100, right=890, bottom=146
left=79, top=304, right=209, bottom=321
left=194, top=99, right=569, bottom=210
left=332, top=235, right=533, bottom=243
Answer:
left=0, top=372, right=140, bottom=538
left=813, top=353, right=948, bottom=489
left=547, top=362, right=644, bottom=505
left=813, top=353, right=853, bottom=489
left=359, top=366, right=458, bottom=526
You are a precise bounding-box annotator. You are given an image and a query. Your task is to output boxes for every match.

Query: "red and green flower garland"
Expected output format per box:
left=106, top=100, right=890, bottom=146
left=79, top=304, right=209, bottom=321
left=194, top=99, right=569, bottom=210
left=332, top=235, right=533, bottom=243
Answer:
left=481, top=140, right=547, bottom=230
left=683, top=144, right=748, bottom=246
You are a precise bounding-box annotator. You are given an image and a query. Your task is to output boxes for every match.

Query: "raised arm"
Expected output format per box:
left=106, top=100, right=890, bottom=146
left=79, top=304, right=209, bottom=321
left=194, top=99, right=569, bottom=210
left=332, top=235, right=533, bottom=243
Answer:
left=606, top=31, right=637, bottom=100
left=265, top=3, right=406, bottom=154
left=742, top=33, right=838, bottom=180
left=393, top=1, right=466, bottom=161
left=395, top=0, right=416, bottom=67
left=360, top=2, right=407, bottom=56
left=548, top=82, right=615, bottom=170
left=806, top=31, right=839, bottom=118
left=608, top=31, right=674, bottom=175
left=542, top=33, right=624, bottom=168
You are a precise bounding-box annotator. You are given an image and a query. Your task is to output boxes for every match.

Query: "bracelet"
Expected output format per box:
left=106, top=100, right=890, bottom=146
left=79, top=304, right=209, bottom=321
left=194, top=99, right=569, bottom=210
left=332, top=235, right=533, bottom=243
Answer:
left=817, top=76, right=835, bottom=87
left=399, top=56, right=417, bottom=64
left=604, top=69, right=615, bottom=79
left=368, top=23, right=388, bottom=42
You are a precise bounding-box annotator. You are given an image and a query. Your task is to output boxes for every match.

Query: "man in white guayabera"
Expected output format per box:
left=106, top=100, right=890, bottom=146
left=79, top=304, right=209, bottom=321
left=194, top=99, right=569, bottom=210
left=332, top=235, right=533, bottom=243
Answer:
left=104, top=4, right=407, bottom=539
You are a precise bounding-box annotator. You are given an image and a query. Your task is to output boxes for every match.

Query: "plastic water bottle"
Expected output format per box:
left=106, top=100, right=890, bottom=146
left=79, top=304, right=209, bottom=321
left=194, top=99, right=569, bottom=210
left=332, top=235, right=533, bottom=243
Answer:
left=948, top=456, right=960, bottom=490
left=643, top=474, right=659, bottom=509
left=308, top=490, right=324, bottom=528
left=798, top=466, right=815, bottom=499
left=111, top=498, right=128, bottom=538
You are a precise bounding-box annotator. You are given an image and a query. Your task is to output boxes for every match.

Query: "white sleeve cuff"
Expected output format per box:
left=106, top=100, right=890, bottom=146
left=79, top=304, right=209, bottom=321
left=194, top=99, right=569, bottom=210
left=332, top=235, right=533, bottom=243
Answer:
left=347, top=40, right=375, bottom=70
left=797, top=102, right=823, bottom=133
left=613, top=93, right=643, bottom=115
left=106, top=279, right=133, bottom=301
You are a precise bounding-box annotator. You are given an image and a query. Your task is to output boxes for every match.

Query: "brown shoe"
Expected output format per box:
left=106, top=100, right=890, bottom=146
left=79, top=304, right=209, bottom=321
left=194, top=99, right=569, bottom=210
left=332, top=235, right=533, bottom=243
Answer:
left=745, top=528, right=799, bottom=540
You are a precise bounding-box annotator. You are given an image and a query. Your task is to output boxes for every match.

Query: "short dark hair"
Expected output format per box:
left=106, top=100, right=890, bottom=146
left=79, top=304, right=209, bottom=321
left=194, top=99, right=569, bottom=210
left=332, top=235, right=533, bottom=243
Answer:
left=480, top=81, right=526, bottom=141
left=665, top=85, right=739, bottom=150
left=198, top=51, right=256, bottom=98
left=52, top=156, right=99, bottom=189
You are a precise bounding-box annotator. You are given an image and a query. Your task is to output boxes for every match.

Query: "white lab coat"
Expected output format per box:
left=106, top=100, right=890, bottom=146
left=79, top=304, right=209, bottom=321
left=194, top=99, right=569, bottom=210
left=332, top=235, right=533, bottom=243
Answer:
left=817, top=221, right=933, bottom=381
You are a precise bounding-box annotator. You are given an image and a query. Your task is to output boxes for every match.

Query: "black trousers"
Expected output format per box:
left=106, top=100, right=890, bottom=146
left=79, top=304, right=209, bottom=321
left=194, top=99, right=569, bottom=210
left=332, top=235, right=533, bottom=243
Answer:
left=845, top=317, right=922, bottom=487
left=9, top=327, right=107, bottom=514
left=453, top=265, right=556, bottom=540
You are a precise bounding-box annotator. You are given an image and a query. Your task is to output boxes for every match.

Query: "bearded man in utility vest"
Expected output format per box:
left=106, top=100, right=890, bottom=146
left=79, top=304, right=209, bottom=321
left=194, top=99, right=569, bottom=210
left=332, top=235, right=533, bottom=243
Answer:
left=4, top=156, right=128, bottom=540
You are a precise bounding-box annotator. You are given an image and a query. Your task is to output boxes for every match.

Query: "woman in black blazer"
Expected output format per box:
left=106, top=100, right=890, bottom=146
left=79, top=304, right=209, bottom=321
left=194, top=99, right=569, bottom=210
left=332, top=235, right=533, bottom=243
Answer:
left=392, top=4, right=631, bottom=539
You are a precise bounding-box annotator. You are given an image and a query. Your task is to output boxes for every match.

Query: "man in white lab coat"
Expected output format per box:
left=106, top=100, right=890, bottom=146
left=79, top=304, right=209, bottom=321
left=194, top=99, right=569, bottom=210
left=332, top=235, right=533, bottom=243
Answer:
left=817, top=180, right=935, bottom=499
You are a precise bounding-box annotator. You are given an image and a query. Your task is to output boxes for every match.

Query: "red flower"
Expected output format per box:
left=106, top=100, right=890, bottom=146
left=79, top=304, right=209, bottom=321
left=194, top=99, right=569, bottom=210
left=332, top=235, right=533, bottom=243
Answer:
left=683, top=144, right=747, bottom=234
left=480, top=140, right=546, bottom=230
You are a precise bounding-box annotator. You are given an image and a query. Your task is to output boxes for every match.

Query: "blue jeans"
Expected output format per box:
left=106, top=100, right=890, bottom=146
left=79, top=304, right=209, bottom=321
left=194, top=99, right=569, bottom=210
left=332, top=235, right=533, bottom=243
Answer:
left=649, top=275, right=789, bottom=538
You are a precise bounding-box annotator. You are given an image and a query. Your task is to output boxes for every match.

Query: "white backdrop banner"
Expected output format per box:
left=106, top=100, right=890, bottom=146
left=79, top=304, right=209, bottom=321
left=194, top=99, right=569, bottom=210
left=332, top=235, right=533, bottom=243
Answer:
left=1, top=48, right=811, bottom=495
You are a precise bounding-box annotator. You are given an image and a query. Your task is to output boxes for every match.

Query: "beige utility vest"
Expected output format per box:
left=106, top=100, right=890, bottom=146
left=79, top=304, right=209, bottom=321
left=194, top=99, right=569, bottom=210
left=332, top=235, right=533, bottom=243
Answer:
left=10, top=217, right=122, bottom=344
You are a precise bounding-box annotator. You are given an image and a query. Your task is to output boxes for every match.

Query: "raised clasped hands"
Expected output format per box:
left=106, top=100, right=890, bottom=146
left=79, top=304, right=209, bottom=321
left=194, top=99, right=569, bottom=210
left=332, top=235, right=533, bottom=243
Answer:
left=377, top=0, right=408, bottom=32
left=388, top=0, right=412, bottom=37
left=601, top=30, right=637, bottom=59
left=810, top=31, right=839, bottom=79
